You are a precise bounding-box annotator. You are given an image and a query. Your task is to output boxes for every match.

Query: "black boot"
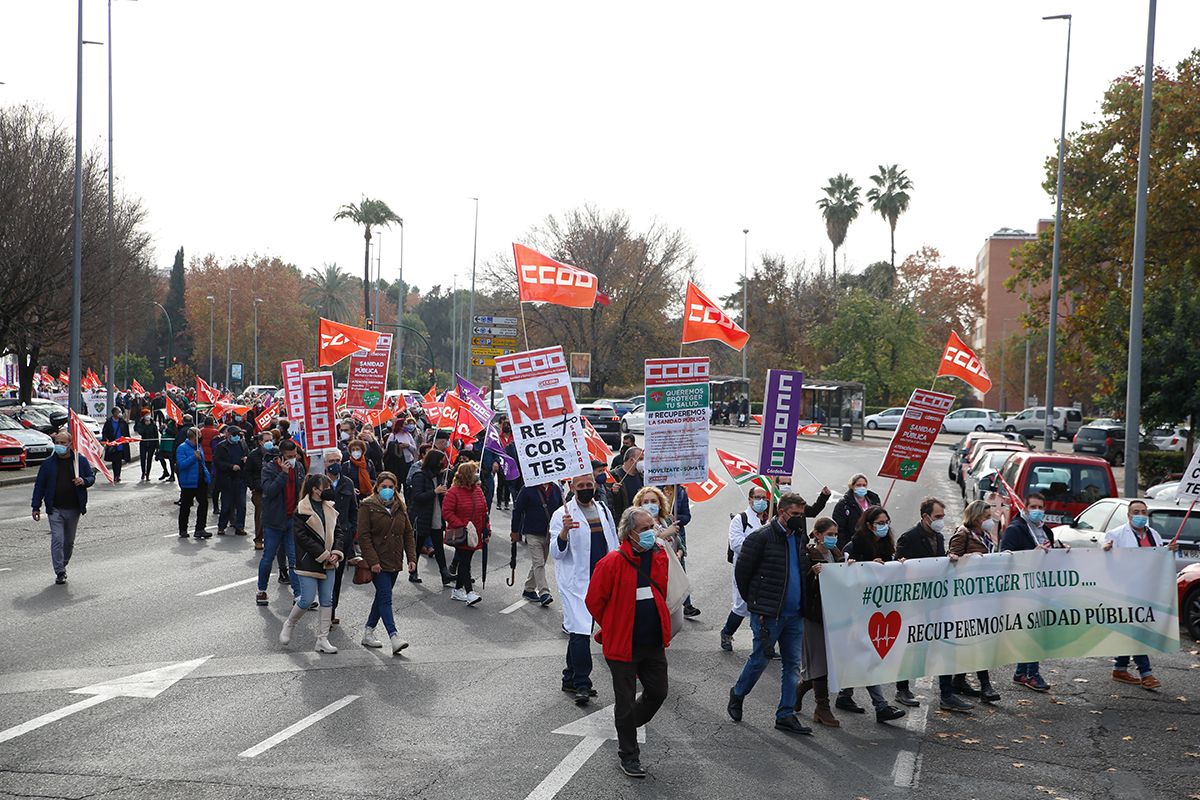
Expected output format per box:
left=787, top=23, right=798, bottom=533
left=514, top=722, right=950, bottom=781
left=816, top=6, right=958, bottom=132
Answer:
left=794, top=679, right=812, bottom=713
left=952, top=675, right=980, bottom=697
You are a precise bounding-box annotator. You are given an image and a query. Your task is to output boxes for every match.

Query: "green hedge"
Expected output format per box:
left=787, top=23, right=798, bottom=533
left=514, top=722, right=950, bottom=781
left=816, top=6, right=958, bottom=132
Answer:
left=1137, top=451, right=1187, bottom=489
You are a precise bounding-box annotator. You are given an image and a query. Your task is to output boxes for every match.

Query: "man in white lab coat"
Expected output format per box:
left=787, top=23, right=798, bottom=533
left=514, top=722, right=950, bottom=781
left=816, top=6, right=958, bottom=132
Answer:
left=551, top=472, right=619, bottom=706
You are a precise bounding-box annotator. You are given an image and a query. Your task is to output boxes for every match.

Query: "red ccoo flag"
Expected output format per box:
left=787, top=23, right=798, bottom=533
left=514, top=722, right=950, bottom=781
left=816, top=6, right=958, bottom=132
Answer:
left=936, top=331, right=993, bottom=394
left=164, top=394, right=184, bottom=425
left=131, top=379, right=146, bottom=395
left=681, top=281, right=749, bottom=351
left=318, top=317, right=380, bottom=367
left=195, top=376, right=220, bottom=404
left=71, top=410, right=113, bottom=484
left=513, top=243, right=599, bottom=309
left=682, top=468, right=728, bottom=503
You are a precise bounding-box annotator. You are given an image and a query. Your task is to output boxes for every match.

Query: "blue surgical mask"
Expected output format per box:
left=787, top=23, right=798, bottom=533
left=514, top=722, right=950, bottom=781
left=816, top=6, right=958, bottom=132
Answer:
left=230, top=435, right=240, bottom=443
left=874, top=523, right=890, bottom=538
left=1026, top=509, right=1045, bottom=525
left=1131, top=514, right=1148, bottom=529
left=751, top=498, right=769, bottom=514
left=379, top=487, right=396, bottom=502
left=637, top=530, right=657, bottom=550
left=854, top=486, right=869, bottom=498
left=823, top=534, right=838, bottom=549
left=54, top=444, right=69, bottom=457
left=405, top=424, right=415, bottom=433
left=641, top=502, right=660, bottom=518
left=262, top=441, right=275, bottom=451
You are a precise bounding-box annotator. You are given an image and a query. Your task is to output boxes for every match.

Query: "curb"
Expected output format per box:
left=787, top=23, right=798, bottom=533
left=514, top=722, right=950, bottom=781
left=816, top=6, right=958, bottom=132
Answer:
left=0, top=473, right=37, bottom=489
left=711, top=425, right=884, bottom=448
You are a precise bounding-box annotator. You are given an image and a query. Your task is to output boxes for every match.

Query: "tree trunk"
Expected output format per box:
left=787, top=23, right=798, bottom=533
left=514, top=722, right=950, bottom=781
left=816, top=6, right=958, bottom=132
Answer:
left=889, top=222, right=897, bottom=269
left=362, top=226, right=373, bottom=323
left=832, top=244, right=839, bottom=284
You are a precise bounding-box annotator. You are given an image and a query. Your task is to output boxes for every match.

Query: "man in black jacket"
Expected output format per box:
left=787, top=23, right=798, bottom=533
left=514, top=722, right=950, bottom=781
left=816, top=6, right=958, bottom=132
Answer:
left=214, top=425, right=250, bottom=536
left=726, top=493, right=814, bottom=735
left=609, top=447, right=643, bottom=522
left=1000, top=492, right=1059, bottom=692
left=247, top=431, right=274, bottom=551
left=894, top=497, right=973, bottom=712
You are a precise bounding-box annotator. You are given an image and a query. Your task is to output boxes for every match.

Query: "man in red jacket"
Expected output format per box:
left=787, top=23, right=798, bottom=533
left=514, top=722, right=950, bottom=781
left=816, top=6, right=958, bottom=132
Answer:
left=585, top=506, right=671, bottom=780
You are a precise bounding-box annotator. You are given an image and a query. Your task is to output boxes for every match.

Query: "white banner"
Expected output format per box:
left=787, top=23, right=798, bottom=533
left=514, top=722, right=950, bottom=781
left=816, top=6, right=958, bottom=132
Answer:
left=1175, top=447, right=1200, bottom=503
left=494, top=347, right=590, bottom=487
left=819, top=548, right=1180, bottom=690
left=643, top=357, right=710, bottom=486
left=82, top=390, right=108, bottom=419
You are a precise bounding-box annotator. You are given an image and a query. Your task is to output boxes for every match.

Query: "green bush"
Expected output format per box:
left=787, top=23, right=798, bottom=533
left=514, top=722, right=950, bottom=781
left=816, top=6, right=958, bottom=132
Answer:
left=1137, top=451, right=1187, bottom=489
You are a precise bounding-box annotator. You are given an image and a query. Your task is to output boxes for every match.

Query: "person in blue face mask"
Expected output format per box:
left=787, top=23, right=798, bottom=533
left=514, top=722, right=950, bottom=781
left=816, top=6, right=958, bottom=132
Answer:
left=832, top=473, right=881, bottom=549
left=1000, top=491, right=1069, bottom=693
left=585, top=507, right=672, bottom=779
left=214, top=425, right=250, bottom=537
left=32, top=432, right=96, bottom=585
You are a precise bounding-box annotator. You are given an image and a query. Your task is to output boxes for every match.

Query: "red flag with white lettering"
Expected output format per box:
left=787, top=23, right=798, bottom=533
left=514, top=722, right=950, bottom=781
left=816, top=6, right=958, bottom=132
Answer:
left=195, top=376, right=220, bottom=404
left=255, top=402, right=280, bottom=431
left=164, top=394, right=183, bottom=425
left=936, top=331, right=992, bottom=394
left=318, top=318, right=381, bottom=367
left=682, top=469, right=727, bottom=503
left=71, top=410, right=113, bottom=484
left=513, top=243, right=599, bottom=309
left=581, top=418, right=613, bottom=463
left=131, top=379, right=146, bottom=395
left=681, top=281, right=749, bottom=351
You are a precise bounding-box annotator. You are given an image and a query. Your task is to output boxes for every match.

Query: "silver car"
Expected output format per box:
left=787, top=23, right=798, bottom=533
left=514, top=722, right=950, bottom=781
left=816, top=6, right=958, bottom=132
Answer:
left=0, top=414, right=54, bottom=463
left=1051, top=497, right=1200, bottom=570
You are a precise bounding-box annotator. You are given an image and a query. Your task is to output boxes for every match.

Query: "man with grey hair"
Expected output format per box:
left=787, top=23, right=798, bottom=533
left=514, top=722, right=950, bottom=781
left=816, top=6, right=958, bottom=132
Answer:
left=32, top=431, right=96, bottom=585
left=550, top=471, right=619, bottom=706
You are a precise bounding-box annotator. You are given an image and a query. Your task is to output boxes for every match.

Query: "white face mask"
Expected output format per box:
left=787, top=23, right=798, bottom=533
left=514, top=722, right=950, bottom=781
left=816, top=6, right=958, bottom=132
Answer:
left=929, top=518, right=946, bottom=533
left=982, top=519, right=996, bottom=534
left=350, top=450, right=363, bottom=460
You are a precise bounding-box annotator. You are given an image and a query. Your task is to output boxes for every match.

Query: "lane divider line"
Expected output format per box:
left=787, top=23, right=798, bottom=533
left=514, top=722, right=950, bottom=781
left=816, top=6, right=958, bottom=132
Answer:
left=238, top=694, right=359, bottom=758
left=195, top=577, right=258, bottom=596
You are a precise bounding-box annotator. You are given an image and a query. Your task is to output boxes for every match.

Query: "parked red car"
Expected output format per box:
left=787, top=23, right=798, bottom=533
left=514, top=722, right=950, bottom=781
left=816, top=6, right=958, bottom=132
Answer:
left=0, top=433, right=26, bottom=470
left=992, top=451, right=1118, bottom=526
left=1179, top=563, right=1200, bottom=641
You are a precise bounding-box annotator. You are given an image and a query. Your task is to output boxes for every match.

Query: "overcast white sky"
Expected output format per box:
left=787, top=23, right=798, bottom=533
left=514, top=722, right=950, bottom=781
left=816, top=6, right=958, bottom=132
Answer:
left=3, top=0, right=1196, bottom=304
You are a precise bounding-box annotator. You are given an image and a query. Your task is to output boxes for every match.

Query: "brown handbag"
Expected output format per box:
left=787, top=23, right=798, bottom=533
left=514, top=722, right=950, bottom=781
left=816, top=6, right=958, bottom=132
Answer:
left=353, top=562, right=374, bottom=585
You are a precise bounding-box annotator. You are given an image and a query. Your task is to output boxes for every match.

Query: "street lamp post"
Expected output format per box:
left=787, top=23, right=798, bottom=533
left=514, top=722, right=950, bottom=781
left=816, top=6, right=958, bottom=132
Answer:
left=1123, top=0, right=1158, bottom=496
left=1041, top=13, right=1072, bottom=452
left=153, top=302, right=172, bottom=368
left=741, top=229, right=749, bottom=391
left=374, top=231, right=383, bottom=326
left=68, top=1, right=91, bottom=417
left=468, top=197, right=479, bottom=381
left=253, top=298, right=263, bottom=385
left=206, top=295, right=215, bottom=384
left=395, top=219, right=405, bottom=391
left=225, top=288, right=233, bottom=390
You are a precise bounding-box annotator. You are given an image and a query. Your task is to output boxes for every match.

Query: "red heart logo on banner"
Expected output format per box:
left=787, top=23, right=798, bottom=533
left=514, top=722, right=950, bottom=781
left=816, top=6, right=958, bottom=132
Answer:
left=868, top=611, right=902, bottom=659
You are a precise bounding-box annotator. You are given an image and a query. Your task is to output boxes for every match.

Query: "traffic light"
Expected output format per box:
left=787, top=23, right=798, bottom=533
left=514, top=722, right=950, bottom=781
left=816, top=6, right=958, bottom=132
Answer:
left=158, top=356, right=166, bottom=368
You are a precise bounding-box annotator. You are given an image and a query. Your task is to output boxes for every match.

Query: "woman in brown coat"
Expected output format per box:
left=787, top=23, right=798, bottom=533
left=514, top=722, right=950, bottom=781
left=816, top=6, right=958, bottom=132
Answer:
left=947, top=499, right=1001, bottom=702
left=357, top=471, right=418, bottom=654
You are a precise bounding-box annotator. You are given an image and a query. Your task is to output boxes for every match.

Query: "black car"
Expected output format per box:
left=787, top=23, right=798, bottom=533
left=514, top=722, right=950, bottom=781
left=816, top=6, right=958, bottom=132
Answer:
left=578, top=404, right=623, bottom=448
left=1072, top=423, right=1156, bottom=466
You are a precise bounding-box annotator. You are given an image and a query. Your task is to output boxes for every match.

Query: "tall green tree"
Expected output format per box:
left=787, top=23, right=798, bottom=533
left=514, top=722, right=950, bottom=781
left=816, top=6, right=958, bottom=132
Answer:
left=333, top=198, right=403, bottom=322
left=302, top=263, right=358, bottom=323
left=866, top=164, right=914, bottom=268
left=816, top=173, right=863, bottom=281
left=162, top=246, right=191, bottom=364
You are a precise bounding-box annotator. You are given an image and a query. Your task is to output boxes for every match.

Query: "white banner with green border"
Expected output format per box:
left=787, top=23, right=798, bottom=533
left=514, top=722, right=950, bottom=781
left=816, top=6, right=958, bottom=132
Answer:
left=819, top=549, right=1180, bottom=691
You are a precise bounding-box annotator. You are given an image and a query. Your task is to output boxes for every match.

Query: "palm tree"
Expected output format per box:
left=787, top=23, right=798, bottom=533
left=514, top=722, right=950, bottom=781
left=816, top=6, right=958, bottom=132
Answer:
left=333, top=198, right=403, bottom=322
left=304, top=263, right=357, bottom=322
left=866, top=164, right=914, bottom=268
left=816, top=173, right=863, bottom=282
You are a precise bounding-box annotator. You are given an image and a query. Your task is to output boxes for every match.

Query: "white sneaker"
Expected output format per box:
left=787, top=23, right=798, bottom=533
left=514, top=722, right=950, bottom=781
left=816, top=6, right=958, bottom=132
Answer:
left=390, top=633, right=409, bottom=654
left=466, top=591, right=482, bottom=606
left=450, top=588, right=468, bottom=602
left=361, top=627, right=382, bottom=648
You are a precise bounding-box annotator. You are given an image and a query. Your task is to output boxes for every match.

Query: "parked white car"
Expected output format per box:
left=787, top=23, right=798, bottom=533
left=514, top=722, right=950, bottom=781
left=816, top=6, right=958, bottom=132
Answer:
left=0, top=414, right=54, bottom=463
left=865, top=407, right=906, bottom=430
left=621, top=404, right=646, bottom=434
left=1151, top=425, right=1190, bottom=452
left=1003, top=406, right=1084, bottom=440
left=1146, top=480, right=1180, bottom=500
left=941, top=408, right=1004, bottom=434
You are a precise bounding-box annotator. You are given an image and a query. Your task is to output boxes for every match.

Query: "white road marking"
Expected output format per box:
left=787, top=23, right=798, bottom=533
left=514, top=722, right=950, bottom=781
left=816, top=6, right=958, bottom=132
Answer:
left=0, top=567, right=11, bottom=572
left=0, top=694, right=111, bottom=744
left=522, top=736, right=605, bottom=800
left=195, top=577, right=257, bottom=596
left=892, top=749, right=920, bottom=788
left=500, top=599, right=529, bottom=615
left=904, top=676, right=932, bottom=733
left=237, top=694, right=359, bottom=758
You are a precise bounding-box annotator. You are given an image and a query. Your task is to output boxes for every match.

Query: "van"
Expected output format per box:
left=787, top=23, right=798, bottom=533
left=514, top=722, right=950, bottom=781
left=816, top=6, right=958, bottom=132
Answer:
left=987, top=451, right=1117, bottom=527
left=1003, top=406, right=1083, bottom=441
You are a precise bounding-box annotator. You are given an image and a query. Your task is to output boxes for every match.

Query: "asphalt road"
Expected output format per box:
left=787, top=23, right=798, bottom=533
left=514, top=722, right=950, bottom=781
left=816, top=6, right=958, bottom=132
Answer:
left=0, top=429, right=1193, bottom=800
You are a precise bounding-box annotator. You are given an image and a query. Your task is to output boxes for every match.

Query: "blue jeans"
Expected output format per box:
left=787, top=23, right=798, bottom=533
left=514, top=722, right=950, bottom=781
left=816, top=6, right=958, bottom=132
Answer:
left=733, top=614, right=803, bottom=720
left=1014, top=661, right=1041, bottom=677
left=367, top=570, right=399, bottom=635
left=258, top=522, right=298, bottom=596
left=1114, top=655, right=1152, bottom=676
left=295, top=569, right=336, bottom=608
left=563, top=632, right=593, bottom=691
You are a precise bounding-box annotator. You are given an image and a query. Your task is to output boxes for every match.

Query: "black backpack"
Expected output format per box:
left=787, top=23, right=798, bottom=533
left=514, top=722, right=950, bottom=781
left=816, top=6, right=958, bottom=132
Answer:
left=727, top=512, right=751, bottom=563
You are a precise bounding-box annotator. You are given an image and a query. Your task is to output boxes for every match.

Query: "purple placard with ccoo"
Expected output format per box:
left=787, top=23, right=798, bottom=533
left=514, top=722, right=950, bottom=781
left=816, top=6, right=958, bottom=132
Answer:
left=757, top=369, right=804, bottom=477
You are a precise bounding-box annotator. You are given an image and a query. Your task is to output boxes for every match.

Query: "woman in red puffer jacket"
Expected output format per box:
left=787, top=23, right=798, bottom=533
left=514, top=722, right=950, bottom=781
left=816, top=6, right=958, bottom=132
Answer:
left=441, top=460, right=489, bottom=606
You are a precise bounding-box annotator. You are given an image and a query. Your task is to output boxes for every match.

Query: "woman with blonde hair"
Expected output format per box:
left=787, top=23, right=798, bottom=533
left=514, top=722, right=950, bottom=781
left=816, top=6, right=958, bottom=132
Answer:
left=631, top=486, right=680, bottom=549
left=947, top=499, right=1001, bottom=703
left=442, top=460, right=489, bottom=606
left=357, top=471, right=418, bottom=654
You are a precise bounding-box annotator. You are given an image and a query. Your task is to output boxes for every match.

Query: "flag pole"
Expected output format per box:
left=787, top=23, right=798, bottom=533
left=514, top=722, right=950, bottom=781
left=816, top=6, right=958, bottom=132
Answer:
left=518, top=299, right=530, bottom=351
left=881, top=479, right=897, bottom=508
left=1171, top=499, right=1196, bottom=548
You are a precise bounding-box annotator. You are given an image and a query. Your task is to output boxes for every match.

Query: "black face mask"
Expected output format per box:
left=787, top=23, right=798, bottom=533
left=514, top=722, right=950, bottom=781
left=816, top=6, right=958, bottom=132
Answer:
left=575, top=488, right=596, bottom=504
left=327, top=463, right=342, bottom=477
left=785, top=515, right=806, bottom=533
left=319, top=488, right=335, bottom=502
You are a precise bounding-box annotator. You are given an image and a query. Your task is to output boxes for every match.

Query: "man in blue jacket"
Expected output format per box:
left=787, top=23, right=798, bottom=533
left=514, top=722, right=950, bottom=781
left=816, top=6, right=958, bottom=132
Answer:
left=32, top=432, right=96, bottom=585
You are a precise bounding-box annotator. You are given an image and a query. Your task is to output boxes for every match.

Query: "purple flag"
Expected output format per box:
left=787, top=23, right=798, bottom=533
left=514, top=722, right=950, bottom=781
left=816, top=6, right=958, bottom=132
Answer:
left=455, top=373, right=486, bottom=401
left=485, top=424, right=520, bottom=481
left=757, top=369, right=804, bottom=478
left=453, top=373, right=495, bottom=430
